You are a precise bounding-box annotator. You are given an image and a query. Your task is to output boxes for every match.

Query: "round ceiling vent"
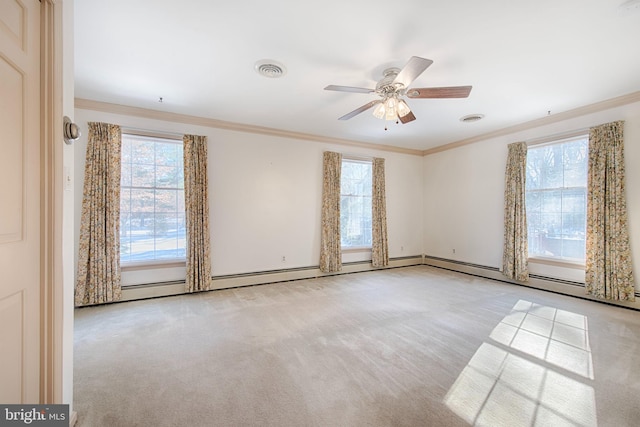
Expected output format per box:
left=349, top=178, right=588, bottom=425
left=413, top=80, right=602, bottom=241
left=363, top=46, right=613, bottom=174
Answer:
left=255, top=60, right=287, bottom=78
left=460, top=114, right=484, bottom=123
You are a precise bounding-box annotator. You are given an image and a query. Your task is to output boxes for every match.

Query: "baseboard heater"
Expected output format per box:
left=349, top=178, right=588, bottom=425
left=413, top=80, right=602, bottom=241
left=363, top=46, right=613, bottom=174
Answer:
left=116, top=254, right=637, bottom=308
left=422, top=255, right=640, bottom=310
left=119, top=255, right=423, bottom=303
left=422, top=255, right=586, bottom=287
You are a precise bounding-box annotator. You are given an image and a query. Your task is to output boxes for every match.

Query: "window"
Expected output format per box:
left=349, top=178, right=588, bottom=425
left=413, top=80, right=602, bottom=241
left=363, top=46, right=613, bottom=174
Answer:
left=120, top=134, right=186, bottom=263
left=340, top=159, right=372, bottom=248
left=525, top=136, right=588, bottom=261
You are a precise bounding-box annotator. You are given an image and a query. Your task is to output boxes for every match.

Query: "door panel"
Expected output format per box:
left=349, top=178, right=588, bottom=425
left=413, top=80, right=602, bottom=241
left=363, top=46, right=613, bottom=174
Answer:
left=0, top=0, right=26, bottom=50
left=0, top=52, right=23, bottom=243
left=0, top=0, right=41, bottom=404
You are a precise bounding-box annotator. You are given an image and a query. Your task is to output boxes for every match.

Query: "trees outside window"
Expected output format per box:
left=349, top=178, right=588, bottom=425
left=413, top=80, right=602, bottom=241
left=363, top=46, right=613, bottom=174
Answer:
left=120, top=134, right=186, bottom=263
left=340, top=159, right=372, bottom=248
left=526, top=137, right=588, bottom=261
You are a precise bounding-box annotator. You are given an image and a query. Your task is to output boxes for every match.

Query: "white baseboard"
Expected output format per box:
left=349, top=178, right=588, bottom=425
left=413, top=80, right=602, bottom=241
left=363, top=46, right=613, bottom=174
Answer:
left=120, top=256, right=423, bottom=302
left=423, top=255, right=640, bottom=311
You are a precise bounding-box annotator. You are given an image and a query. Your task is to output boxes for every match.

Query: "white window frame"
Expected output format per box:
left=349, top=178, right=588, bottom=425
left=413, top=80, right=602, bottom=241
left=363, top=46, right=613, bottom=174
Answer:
left=340, top=157, right=373, bottom=250
left=525, top=134, right=588, bottom=265
left=120, top=132, right=186, bottom=266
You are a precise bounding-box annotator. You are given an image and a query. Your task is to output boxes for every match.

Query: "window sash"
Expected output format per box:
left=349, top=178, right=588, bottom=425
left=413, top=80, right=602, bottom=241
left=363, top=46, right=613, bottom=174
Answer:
left=525, top=136, right=588, bottom=263
left=340, top=159, right=372, bottom=248
left=120, top=133, right=186, bottom=264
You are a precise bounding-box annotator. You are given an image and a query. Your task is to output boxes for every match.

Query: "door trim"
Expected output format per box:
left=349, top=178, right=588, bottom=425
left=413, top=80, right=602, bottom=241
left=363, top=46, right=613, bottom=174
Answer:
left=40, top=0, right=63, bottom=405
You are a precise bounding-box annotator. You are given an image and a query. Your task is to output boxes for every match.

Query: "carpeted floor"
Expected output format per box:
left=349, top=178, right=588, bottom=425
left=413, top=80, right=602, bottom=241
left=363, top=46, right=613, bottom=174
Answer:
left=74, top=266, right=640, bottom=426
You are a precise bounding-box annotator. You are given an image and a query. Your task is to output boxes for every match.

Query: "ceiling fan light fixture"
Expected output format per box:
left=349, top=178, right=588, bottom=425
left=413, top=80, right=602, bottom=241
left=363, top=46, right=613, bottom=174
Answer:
left=384, top=97, right=397, bottom=120
left=397, top=100, right=411, bottom=118
left=372, top=102, right=386, bottom=119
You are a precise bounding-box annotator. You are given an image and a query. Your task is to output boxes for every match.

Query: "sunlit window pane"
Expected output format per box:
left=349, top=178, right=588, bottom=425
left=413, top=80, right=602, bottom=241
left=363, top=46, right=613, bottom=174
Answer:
left=340, top=159, right=372, bottom=248
left=526, top=137, right=588, bottom=261
left=120, top=134, right=186, bottom=263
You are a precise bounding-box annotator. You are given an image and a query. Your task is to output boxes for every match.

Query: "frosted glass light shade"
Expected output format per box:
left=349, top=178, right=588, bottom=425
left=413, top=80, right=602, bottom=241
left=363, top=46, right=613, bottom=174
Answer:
left=385, top=98, right=397, bottom=120
left=372, top=102, right=386, bottom=119
left=397, top=100, right=411, bottom=117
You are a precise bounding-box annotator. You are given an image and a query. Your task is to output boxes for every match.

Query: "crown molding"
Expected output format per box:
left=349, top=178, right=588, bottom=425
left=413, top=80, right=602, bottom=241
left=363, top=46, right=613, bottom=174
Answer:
left=422, top=91, right=640, bottom=156
left=76, top=91, right=640, bottom=158
left=74, top=98, right=424, bottom=156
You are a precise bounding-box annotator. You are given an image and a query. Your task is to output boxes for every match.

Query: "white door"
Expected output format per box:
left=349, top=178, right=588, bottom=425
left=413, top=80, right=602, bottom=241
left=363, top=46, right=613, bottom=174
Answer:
left=0, top=0, right=42, bottom=403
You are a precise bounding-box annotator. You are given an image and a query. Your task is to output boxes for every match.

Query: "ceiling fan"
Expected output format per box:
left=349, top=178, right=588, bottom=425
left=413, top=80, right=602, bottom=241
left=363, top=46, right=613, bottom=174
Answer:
left=324, top=56, right=472, bottom=128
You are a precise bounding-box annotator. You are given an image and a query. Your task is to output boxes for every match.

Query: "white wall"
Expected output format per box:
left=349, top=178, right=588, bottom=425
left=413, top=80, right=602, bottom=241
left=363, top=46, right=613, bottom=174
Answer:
left=73, top=108, right=424, bottom=285
left=424, top=100, right=640, bottom=289
left=73, top=99, right=640, bottom=293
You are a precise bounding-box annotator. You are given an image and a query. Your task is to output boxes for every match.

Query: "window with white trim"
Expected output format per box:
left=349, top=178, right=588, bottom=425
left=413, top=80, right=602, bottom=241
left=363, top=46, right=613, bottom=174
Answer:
left=120, top=134, right=186, bottom=263
left=340, top=158, right=372, bottom=248
left=525, top=136, right=588, bottom=261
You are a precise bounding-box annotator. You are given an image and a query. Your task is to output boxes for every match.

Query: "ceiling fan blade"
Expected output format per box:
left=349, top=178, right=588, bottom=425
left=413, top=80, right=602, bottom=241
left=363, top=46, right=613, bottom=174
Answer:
left=393, top=56, right=433, bottom=88
left=399, top=111, right=416, bottom=124
left=338, top=100, right=380, bottom=120
left=324, top=85, right=375, bottom=94
left=406, top=85, right=472, bottom=98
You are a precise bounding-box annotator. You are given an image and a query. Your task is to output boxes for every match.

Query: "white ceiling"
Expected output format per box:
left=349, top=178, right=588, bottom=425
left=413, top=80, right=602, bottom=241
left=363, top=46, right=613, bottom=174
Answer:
left=74, top=0, right=640, bottom=151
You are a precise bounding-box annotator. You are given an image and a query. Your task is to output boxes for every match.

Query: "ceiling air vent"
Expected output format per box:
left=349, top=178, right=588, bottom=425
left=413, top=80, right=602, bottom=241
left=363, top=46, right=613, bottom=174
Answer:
left=460, top=114, right=484, bottom=123
left=255, top=60, right=286, bottom=78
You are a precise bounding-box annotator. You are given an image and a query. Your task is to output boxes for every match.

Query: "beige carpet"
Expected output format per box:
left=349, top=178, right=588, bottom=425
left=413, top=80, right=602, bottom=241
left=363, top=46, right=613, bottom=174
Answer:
left=74, top=266, right=640, bottom=426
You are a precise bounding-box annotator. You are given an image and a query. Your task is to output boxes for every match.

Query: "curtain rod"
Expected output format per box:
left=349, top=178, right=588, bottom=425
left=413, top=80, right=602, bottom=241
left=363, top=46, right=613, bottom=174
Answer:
left=121, top=126, right=184, bottom=141
left=525, top=127, right=590, bottom=147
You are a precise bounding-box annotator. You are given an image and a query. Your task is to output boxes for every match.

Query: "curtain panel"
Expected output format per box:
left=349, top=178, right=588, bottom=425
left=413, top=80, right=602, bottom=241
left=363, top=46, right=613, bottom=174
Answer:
left=184, top=134, right=212, bottom=292
left=585, top=121, right=635, bottom=301
left=502, top=141, right=529, bottom=282
left=75, top=122, right=122, bottom=306
left=372, top=157, right=389, bottom=267
left=320, top=151, right=342, bottom=273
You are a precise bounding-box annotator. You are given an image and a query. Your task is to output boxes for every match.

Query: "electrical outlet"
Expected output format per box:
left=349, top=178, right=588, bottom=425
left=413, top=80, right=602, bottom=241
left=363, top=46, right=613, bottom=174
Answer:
left=282, top=256, right=286, bottom=262
left=452, top=249, right=456, bottom=254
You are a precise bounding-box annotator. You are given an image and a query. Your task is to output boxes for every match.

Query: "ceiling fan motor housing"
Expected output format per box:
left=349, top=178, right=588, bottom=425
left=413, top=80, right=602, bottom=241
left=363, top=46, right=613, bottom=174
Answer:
left=376, top=67, right=405, bottom=97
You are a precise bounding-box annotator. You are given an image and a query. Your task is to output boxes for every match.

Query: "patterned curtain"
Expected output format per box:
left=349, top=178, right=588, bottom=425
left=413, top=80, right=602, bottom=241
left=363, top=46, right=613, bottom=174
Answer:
left=320, top=151, right=342, bottom=273
left=184, top=134, right=212, bottom=293
left=75, top=122, right=122, bottom=306
left=502, top=142, right=529, bottom=282
left=585, top=121, right=635, bottom=301
left=372, top=157, right=389, bottom=267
